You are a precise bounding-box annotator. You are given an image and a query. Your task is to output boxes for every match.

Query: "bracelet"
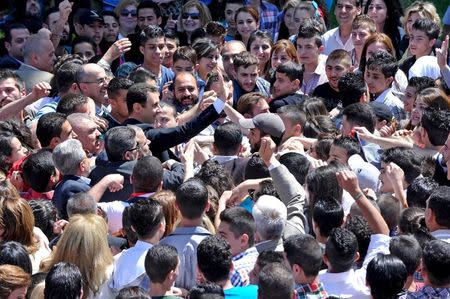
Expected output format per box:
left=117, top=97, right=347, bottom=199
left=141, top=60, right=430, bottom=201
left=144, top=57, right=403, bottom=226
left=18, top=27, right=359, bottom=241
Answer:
left=353, top=191, right=365, bottom=201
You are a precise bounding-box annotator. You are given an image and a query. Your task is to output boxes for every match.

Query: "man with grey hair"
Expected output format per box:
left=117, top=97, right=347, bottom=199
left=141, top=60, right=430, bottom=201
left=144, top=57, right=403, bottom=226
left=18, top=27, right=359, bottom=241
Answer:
left=52, top=139, right=124, bottom=219
left=16, top=33, right=55, bottom=92
left=67, top=113, right=102, bottom=157
left=252, top=195, right=287, bottom=253
left=66, top=192, right=98, bottom=218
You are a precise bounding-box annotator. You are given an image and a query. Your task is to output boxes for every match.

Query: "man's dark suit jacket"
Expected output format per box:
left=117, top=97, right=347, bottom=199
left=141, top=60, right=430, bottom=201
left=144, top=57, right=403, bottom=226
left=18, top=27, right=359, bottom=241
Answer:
left=122, top=102, right=220, bottom=161
left=0, top=55, right=21, bottom=69
left=52, top=175, right=91, bottom=220
left=269, top=93, right=306, bottom=113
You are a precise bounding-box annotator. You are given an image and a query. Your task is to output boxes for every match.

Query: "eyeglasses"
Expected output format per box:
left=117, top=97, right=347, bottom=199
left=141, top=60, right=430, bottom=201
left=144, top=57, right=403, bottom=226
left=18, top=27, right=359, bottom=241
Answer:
left=127, top=142, right=140, bottom=152
left=182, top=13, right=200, bottom=20
left=121, top=9, right=137, bottom=17
left=221, top=53, right=238, bottom=61
left=79, top=77, right=109, bottom=85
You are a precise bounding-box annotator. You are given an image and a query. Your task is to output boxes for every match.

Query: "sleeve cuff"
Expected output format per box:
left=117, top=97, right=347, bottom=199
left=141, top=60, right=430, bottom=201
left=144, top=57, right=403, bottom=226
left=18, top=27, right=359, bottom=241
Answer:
left=268, top=159, right=281, bottom=171
left=213, top=98, right=225, bottom=114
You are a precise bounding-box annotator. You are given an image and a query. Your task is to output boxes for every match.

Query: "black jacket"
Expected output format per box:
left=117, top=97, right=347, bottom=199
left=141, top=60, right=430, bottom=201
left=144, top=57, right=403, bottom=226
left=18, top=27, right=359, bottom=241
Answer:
left=269, top=93, right=306, bottom=113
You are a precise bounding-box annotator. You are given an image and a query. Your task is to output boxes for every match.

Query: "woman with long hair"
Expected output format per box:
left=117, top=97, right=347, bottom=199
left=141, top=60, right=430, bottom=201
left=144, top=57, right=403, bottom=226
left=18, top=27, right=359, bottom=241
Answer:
left=0, top=181, right=50, bottom=274
left=41, top=214, right=114, bottom=298
left=152, top=190, right=180, bottom=237
left=178, top=0, right=212, bottom=45
left=0, top=264, right=31, bottom=299
left=235, top=6, right=260, bottom=48
left=248, top=30, right=273, bottom=80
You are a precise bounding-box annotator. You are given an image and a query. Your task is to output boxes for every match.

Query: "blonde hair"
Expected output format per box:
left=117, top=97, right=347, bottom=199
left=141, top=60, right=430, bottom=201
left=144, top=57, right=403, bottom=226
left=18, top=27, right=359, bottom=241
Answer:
left=182, top=0, right=212, bottom=28
left=114, top=0, right=138, bottom=17
left=0, top=181, right=39, bottom=254
left=402, top=1, right=440, bottom=34
left=41, top=214, right=113, bottom=297
left=0, top=264, right=31, bottom=298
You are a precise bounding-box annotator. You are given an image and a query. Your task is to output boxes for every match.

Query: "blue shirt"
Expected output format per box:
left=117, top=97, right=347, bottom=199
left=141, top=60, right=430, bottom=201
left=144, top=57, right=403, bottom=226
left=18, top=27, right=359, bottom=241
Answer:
left=224, top=285, right=258, bottom=298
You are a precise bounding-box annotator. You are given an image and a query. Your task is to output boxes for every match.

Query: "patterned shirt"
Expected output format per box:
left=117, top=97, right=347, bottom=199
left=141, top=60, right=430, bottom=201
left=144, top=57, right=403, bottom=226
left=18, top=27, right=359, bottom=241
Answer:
left=245, top=0, right=280, bottom=41
left=296, top=282, right=328, bottom=299
left=230, top=246, right=259, bottom=287
left=400, top=286, right=450, bottom=299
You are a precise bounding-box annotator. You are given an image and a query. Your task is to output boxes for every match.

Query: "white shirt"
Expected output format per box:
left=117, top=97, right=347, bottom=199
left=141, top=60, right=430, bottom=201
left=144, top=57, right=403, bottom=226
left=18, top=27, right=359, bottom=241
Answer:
left=374, top=88, right=405, bottom=121
left=431, top=229, right=450, bottom=243
left=30, top=227, right=51, bottom=274
left=98, top=201, right=130, bottom=234
left=319, top=234, right=390, bottom=298
left=110, top=240, right=153, bottom=292
left=322, top=27, right=354, bottom=56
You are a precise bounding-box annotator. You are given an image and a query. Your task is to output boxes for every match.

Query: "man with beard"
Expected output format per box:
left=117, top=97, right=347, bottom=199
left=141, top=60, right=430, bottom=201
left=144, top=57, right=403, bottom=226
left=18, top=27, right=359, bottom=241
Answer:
left=0, top=23, right=30, bottom=69
left=239, top=113, right=285, bottom=153
left=172, top=72, right=199, bottom=113
left=73, top=9, right=105, bottom=55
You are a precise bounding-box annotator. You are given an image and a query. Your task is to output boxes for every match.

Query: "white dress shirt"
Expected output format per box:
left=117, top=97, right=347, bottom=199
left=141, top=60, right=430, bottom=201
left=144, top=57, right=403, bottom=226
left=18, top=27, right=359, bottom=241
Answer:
left=322, top=27, right=354, bottom=56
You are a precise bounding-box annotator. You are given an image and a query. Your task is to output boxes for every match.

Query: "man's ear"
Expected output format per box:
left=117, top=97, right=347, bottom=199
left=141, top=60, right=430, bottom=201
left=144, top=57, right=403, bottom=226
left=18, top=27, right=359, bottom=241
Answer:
left=239, top=233, right=249, bottom=248
left=354, top=251, right=360, bottom=263
left=293, top=78, right=301, bottom=88
left=157, top=17, right=162, bottom=26
left=429, top=38, right=437, bottom=49
left=194, top=63, right=200, bottom=73
left=385, top=76, right=394, bottom=88
left=140, top=45, right=145, bottom=55
left=318, top=45, right=325, bottom=54
left=132, top=102, right=142, bottom=114
left=74, top=23, right=83, bottom=35
left=349, top=65, right=355, bottom=73
left=4, top=42, right=11, bottom=53
left=49, top=137, right=61, bottom=149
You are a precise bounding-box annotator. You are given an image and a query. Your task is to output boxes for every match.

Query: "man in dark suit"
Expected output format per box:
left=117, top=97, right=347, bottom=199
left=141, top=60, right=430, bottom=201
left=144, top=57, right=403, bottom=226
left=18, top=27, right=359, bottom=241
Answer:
left=123, top=72, right=227, bottom=161
left=0, top=23, right=30, bottom=70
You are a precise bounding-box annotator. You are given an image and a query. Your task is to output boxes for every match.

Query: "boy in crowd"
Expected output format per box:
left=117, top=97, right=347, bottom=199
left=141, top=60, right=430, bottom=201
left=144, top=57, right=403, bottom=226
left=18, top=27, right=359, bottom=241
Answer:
left=401, top=76, right=435, bottom=118
left=258, top=263, right=296, bottom=299
left=284, top=234, right=328, bottom=298
left=296, top=20, right=327, bottom=95
left=223, top=0, right=244, bottom=41
left=140, top=25, right=174, bottom=93
left=163, top=29, right=179, bottom=69
left=400, top=19, right=441, bottom=75
left=232, top=52, right=270, bottom=107
left=270, top=61, right=305, bottom=113
left=322, top=0, right=361, bottom=55
left=364, top=51, right=405, bottom=121
left=313, top=49, right=353, bottom=111
left=145, top=244, right=183, bottom=298
left=350, top=15, right=376, bottom=68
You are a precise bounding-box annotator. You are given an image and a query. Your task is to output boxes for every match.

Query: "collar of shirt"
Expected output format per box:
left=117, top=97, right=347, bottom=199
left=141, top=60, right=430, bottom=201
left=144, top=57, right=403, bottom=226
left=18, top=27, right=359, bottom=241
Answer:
left=374, top=88, right=392, bottom=104
left=170, top=226, right=211, bottom=236
left=211, top=155, right=238, bottom=164
left=232, top=246, right=258, bottom=261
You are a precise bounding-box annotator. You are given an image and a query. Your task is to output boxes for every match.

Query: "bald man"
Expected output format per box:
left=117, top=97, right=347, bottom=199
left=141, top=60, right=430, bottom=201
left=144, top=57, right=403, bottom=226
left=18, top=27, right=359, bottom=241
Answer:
left=221, top=40, right=246, bottom=79
left=76, top=63, right=110, bottom=116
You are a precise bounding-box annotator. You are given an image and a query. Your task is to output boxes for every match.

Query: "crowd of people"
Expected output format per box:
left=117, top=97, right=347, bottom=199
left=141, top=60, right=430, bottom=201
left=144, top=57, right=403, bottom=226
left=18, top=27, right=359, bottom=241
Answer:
left=0, top=0, right=450, bottom=298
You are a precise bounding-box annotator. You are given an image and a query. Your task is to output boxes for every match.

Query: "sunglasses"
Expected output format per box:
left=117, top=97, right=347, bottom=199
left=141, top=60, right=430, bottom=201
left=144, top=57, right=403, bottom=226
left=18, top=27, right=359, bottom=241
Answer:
left=182, top=13, right=200, bottom=20
left=121, top=9, right=137, bottom=17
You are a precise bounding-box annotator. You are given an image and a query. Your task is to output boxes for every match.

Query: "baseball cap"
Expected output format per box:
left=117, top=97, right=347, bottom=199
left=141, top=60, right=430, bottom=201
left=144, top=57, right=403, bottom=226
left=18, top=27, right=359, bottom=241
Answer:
left=239, top=113, right=285, bottom=138
left=74, top=9, right=104, bottom=25
left=369, top=102, right=393, bottom=122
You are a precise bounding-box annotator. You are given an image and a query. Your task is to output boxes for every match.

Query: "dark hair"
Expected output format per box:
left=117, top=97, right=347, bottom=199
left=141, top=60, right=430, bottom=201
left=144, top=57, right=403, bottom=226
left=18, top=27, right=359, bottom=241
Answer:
left=275, top=61, right=303, bottom=83
left=421, top=108, right=450, bottom=146
left=4, top=23, right=28, bottom=43
left=192, top=38, right=219, bottom=59
left=22, top=149, right=55, bottom=193
left=0, top=133, right=19, bottom=172
left=56, top=94, right=88, bottom=115
left=303, top=116, right=338, bottom=138
left=116, top=286, right=151, bottom=299
left=0, top=241, right=32, bottom=275
left=408, top=76, right=435, bottom=92
left=258, top=263, right=294, bottom=299
left=399, top=207, right=426, bottom=235
left=332, top=136, right=361, bottom=158
left=364, top=0, right=404, bottom=58
left=173, top=46, right=198, bottom=65
left=72, top=35, right=96, bottom=53
left=427, top=186, right=450, bottom=229
left=164, top=28, right=179, bottom=43
left=176, top=178, right=209, bottom=219
left=105, top=126, right=136, bottom=162
left=126, top=83, right=158, bottom=113
left=277, top=104, right=307, bottom=129
left=377, top=194, right=401, bottom=230
left=206, top=21, right=226, bottom=37
left=44, top=262, right=82, bottom=299
left=196, top=160, right=234, bottom=197
left=28, top=199, right=59, bottom=241
left=54, top=61, right=82, bottom=94
left=366, top=51, right=398, bottom=79
left=247, top=30, right=273, bottom=75
left=366, top=254, right=407, bottom=299
left=253, top=179, right=279, bottom=201
left=325, top=228, right=358, bottom=272
left=197, top=235, right=232, bottom=282
left=233, top=51, right=259, bottom=70
left=342, top=103, right=376, bottom=133
left=389, top=235, right=421, bottom=276
left=140, top=25, right=165, bottom=46
left=0, top=69, right=25, bottom=92
left=256, top=250, right=284, bottom=270
left=381, top=147, right=422, bottom=184
left=129, top=199, right=164, bottom=239
left=132, top=156, right=163, bottom=193
left=338, top=73, right=367, bottom=107
left=122, top=206, right=138, bottom=245
left=244, top=155, right=269, bottom=180
left=128, top=67, right=157, bottom=84
left=313, top=199, right=344, bottom=238
left=213, top=122, right=243, bottom=156
left=102, top=10, right=118, bottom=20
left=36, top=112, right=67, bottom=147
left=406, top=176, right=439, bottom=208
left=296, top=18, right=324, bottom=47
left=144, top=244, right=178, bottom=283
left=422, top=240, right=450, bottom=287
left=188, top=283, right=224, bottom=299
left=0, top=120, right=33, bottom=151
left=138, top=0, right=162, bottom=18
left=278, top=152, right=310, bottom=185
left=107, top=77, right=134, bottom=99
left=220, top=207, right=255, bottom=247
left=412, top=18, right=440, bottom=40
left=306, top=164, right=343, bottom=209
left=345, top=215, right=372, bottom=266
left=300, top=97, right=328, bottom=118
left=284, top=234, right=323, bottom=276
